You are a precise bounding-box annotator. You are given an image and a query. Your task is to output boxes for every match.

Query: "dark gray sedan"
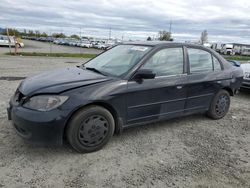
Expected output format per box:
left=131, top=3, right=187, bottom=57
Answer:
left=7, top=42, right=243, bottom=153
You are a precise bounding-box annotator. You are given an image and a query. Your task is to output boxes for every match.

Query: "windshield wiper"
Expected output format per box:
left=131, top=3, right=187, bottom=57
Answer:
left=84, top=66, right=106, bottom=76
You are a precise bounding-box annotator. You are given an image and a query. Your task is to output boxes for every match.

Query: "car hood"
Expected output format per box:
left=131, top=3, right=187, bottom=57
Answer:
left=18, top=67, right=111, bottom=96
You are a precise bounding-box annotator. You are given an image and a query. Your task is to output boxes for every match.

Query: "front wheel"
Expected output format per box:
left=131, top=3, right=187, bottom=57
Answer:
left=207, top=90, right=230, bottom=119
left=66, top=106, right=115, bottom=153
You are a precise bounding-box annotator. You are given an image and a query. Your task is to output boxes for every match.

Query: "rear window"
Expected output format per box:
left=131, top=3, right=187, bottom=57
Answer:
left=188, top=48, right=213, bottom=73
left=213, top=56, right=222, bottom=71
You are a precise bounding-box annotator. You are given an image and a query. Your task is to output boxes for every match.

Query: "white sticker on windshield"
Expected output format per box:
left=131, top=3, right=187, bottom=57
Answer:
left=130, top=46, right=148, bottom=51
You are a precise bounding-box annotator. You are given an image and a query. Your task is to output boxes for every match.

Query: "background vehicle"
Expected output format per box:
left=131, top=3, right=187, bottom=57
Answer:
left=0, top=35, right=11, bottom=46
left=221, top=44, right=234, bottom=55
left=94, top=42, right=108, bottom=50
left=241, top=62, right=250, bottom=89
left=0, top=35, right=24, bottom=48
left=80, top=41, right=92, bottom=48
left=211, top=43, right=224, bottom=53
left=7, top=42, right=243, bottom=153
left=228, top=60, right=241, bottom=67
left=241, top=47, right=250, bottom=56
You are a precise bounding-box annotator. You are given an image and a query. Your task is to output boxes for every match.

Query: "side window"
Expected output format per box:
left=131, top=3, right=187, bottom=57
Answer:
left=188, top=48, right=213, bottom=73
left=142, top=48, right=183, bottom=76
left=213, top=56, right=222, bottom=71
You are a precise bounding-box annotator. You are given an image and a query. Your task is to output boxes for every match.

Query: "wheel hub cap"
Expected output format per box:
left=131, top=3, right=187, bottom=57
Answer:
left=78, top=115, right=108, bottom=146
left=215, top=94, right=229, bottom=116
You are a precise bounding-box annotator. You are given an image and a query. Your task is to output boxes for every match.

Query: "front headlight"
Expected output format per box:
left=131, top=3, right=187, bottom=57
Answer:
left=23, top=95, right=68, bottom=111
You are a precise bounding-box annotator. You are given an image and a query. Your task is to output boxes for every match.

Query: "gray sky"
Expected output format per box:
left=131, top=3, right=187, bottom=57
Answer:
left=1, top=0, right=250, bottom=43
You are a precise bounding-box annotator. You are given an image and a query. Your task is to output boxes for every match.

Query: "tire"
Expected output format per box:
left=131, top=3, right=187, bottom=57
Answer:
left=66, top=105, right=115, bottom=153
left=207, top=90, right=230, bottom=119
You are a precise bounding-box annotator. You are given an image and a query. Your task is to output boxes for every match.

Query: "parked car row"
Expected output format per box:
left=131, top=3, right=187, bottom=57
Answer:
left=22, top=36, right=116, bottom=50
left=53, top=38, right=115, bottom=50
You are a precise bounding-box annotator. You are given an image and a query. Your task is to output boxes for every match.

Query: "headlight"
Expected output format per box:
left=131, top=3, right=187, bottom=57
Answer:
left=244, top=72, right=250, bottom=79
left=23, top=95, right=68, bottom=111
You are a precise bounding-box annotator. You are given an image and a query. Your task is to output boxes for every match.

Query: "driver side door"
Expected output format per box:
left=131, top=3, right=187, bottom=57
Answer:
left=126, top=47, right=188, bottom=125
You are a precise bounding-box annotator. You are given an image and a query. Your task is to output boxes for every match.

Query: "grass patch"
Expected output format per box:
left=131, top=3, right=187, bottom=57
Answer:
left=223, top=55, right=250, bottom=61
left=5, top=52, right=97, bottom=58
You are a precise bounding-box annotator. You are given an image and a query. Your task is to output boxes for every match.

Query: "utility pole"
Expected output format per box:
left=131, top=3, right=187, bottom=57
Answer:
left=49, top=29, right=52, bottom=54
left=6, top=28, right=11, bottom=54
left=80, top=27, right=82, bottom=54
left=109, top=27, right=111, bottom=41
left=169, top=20, right=172, bottom=33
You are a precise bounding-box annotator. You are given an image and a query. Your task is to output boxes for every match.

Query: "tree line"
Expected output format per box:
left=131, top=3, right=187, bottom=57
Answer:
left=0, top=28, right=81, bottom=39
left=147, top=30, right=208, bottom=44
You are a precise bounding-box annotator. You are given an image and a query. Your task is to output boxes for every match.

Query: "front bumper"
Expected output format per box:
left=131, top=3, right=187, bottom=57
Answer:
left=241, top=79, right=250, bottom=89
left=7, top=103, right=69, bottom=146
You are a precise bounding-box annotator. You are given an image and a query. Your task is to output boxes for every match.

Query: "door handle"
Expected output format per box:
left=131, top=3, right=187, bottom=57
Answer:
left=176, top=86, right=182, bottom=89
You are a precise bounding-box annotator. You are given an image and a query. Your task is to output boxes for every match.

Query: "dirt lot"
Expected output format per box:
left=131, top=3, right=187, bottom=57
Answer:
left=0, top=55, right=250, bottom=188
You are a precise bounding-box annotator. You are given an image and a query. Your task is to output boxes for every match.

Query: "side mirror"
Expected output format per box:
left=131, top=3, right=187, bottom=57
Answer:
left=133, top=69, right=156, bottom=80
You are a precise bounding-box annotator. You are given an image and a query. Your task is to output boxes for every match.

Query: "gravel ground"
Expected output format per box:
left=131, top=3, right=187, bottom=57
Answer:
left=0, top=56, right=250, bottom=187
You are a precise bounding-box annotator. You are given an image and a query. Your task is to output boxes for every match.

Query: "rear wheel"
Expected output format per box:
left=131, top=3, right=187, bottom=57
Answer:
left=66, top=106, right=115, bottom=153
left=207, top=90, right=230, bottom=119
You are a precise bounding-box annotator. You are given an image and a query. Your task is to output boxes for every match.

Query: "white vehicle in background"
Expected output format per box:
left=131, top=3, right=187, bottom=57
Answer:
left=0, top=35, right=24, bottom=48
left=80, top=41, right=92, bottom=48
left=241, top=48, right=250, bottom=56
left=0, top=35, right=10, bottom=46
left=221, top=44, right=234, bottom=55
left=94, top=42, right=108, bottom=50
left=203, top=42, right=212, bottom=48
left=106, top=41, right=116, bottom=49
left=211, top=43, right=224, bottom=53
left=241, top=62, right=250, bottom=89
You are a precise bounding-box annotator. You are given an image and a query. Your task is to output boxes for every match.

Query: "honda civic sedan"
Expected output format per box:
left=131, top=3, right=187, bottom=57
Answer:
left=7, top=42, right=243, bottom=153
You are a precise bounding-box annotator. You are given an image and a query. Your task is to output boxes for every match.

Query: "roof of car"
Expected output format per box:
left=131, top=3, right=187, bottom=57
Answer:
left=123, top=41, right=202, bottom=48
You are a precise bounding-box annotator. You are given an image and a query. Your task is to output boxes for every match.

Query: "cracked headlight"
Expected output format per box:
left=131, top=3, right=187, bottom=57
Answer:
left=23, top=95, right=68, bottom=111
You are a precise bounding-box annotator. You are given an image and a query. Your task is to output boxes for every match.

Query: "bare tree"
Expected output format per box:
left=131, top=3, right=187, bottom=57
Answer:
left=200, top=30, right=208, bottom=44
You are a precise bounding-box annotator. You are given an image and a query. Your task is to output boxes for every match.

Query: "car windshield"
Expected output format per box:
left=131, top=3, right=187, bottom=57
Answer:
left=84, top=45, right=152, bottom=76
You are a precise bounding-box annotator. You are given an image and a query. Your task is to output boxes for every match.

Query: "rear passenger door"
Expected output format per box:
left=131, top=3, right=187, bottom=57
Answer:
left=185, top=47, right=223, bottom=113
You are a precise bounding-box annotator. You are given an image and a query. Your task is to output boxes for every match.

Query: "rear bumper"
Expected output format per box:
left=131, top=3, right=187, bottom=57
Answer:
left=7, top=103, right=69, bottom=146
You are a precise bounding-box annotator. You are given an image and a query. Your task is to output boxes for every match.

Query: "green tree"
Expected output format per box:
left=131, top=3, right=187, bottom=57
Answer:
left=147, top=36, right=152, bottom=41
left=28, top=30, right=35, bottom=37
left=40, top=32, right=48, bottom=37
left=70, top=34, right=80, bottom=40
left=52, top=33, right=66, bottom=38
left=158, top=30, right=172, bottom=41
left=1, top=28, right=21, bottom=37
